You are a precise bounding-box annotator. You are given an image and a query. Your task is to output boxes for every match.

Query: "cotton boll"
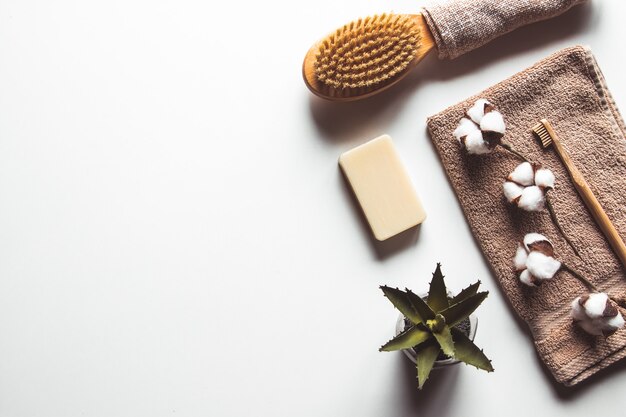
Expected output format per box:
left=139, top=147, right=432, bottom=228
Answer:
left=503, top=182, right=523, bottom=203
left=504, top=163, right=554, bottom=211
left=571, top=297, right=587, bottom=321
left=519, top=269, right=536, bottom=287
left=456, top=99, right=506, bottom=155
left=454, top=117, right=479, bottom=141
left=518, top=186, right=545, bottom=211
left=578, top=319, right=604, bottom=336
left=525, top=251, right=561, bottom=281
left=583, top=293, right=610, bottom=319
left=467, top=98, right=490, bottom=124
left=508, top=162, right=534, bottom=186
left=515, top=232, right=560, bottom=287
left=514, top=243, right=528, bottom=270
left=589, top=317, right=621, bottom=336
left=480, top=111, right=506, bottom=135
left=523, top=233, right=550, bottom=250
left=519, top=186, right=545, bottom=211
left=572, top=293, right=625, bottom=336
left=604, top=313, right=625, bottom=330
left=464, top=129, right=490, bottom=155
left=535, top=168, right=555, bottom=189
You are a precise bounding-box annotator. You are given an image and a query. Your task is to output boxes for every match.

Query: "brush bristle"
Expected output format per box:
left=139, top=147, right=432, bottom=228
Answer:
left=314, top=14, right=421, bottom=97
left=532, top=122, right=553, bottom=148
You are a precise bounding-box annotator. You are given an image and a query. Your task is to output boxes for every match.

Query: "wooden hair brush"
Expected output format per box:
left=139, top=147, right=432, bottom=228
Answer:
left=302, top=2, right=586, bottom=101
left=302, top=13, right=435, bottom=102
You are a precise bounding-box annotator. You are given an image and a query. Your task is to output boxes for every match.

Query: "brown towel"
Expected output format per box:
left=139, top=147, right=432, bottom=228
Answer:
left=422, top=0, right=587, bottom=59
left=427, top=46, right=626, bottom=386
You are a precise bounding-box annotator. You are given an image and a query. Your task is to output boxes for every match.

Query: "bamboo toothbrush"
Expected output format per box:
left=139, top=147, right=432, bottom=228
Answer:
left=532, top=119, right=626, bottom=269
left=302, top=13, right=435, bottom=102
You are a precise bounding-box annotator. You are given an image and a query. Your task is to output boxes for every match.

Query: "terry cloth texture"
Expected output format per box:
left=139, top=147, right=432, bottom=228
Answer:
left=427, top=46, right=626, bottom=386
left=422, top=0, right=587, bottom=59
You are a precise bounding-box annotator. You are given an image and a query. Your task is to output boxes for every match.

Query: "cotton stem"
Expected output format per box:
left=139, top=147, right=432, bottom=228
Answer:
left=561, top=263, right=597, bottom=291
left=499, top=142, right=529, bottom=163
left=545, top=193, right=581, bottom=258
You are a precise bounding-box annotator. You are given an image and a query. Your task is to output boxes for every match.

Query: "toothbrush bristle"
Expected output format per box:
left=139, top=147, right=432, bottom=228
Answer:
left=532, top=122, right=553, bottom=148
left=313, top=14, right=421, bottom=96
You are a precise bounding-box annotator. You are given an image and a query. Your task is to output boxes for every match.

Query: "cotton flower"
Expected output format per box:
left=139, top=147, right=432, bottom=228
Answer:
left=514, top=233, right=561, bottom=287
left=503, top=162, right=555, bottom=211
left=571, top=293, right=625, bottom=336
left=454, top=99, right=506, bottom=155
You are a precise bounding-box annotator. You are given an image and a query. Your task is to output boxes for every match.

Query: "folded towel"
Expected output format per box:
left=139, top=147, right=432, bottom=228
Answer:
left=422, top=0, right=587, bottom=59
left=427, top=46, right=626, bottom=386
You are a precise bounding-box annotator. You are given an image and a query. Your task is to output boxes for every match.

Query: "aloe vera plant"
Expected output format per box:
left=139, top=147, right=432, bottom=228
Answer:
left=380, top=263, right=494, bottom=389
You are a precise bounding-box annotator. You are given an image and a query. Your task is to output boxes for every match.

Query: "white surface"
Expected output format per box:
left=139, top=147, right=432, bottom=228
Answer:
left=0, top=0, right=624, bottom=415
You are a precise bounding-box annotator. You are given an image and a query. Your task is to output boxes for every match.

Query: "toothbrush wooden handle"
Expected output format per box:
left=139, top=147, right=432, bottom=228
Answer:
left=552, top=139, right=626, bottom=269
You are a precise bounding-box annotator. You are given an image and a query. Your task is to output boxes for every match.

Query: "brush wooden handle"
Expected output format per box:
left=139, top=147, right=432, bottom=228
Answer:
left=551, top=135, right=626, bottom=269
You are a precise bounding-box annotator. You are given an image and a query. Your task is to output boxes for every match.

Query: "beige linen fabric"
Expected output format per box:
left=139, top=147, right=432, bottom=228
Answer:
left=427, top=46, right=626, bottom=386
left=422, top=0, right=587, bottom=59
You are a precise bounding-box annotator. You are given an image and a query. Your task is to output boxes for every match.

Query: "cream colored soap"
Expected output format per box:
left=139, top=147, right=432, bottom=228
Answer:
left=339, top=135, right=426, bottom=241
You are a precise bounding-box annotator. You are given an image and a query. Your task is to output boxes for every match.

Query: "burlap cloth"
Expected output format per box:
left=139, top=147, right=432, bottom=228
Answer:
left=422, top=0, right=587, bottom=59
left=427, top=46, right=626, bottom=386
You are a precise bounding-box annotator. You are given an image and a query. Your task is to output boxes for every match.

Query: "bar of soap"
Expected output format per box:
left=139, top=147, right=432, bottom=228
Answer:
left=339, top=135, right=426, bottom=241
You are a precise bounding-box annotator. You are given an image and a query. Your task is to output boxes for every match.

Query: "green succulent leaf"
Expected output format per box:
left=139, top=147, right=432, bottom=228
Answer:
left=426, top=314, right=446, bottom=334
left=451, top=328, right=494, bottom=372
left=440, top=291, right=489, bottom=327
left=380, top=286, right=423, bottom=325
left=431, top=323, right=454, bottom=357
left=379, top=325, right=432, bottom=352
left=449, top=280, right=481, bottom=305
left=415, top=341, right=440, bottom=389
left=406, top=288, right=436, bottom=321
left=427, top=263, right=449, bottom=313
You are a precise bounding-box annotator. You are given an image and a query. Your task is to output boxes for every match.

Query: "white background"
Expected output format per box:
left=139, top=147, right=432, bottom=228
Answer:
left=0, top=0, right=624, bottom=415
